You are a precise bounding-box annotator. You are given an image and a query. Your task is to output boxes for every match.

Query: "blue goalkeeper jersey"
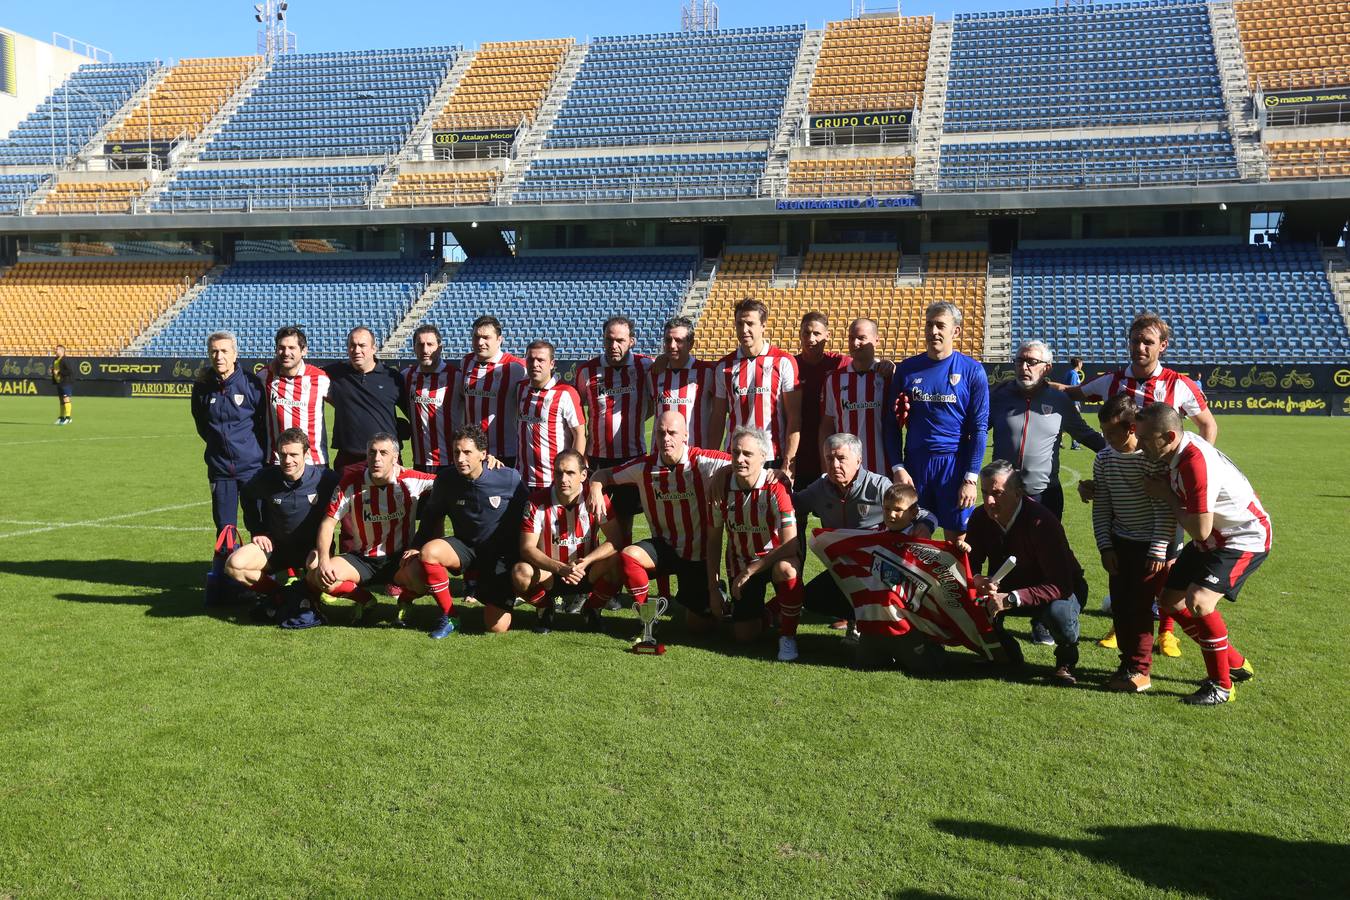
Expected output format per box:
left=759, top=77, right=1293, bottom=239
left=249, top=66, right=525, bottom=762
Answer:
left=884, top=351, right=989, bottom=481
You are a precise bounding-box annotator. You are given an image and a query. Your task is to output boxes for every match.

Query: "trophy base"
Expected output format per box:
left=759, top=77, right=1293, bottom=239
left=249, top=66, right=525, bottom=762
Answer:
left=629, top=639, right=666, bottom=656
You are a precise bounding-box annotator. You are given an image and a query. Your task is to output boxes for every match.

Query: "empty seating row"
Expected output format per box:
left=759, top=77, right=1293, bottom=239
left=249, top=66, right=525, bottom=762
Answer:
left=0, top=174, right=52, bottom=214
left=36, top=179, right=149, bottom=215
left=386, top=169, right=502, bottom=206
left=110, top=57, right=260, bottom=144
left=152, top=166, right=380, bottom=211
left=1266, top=137, right=1350, bottom=179
left=1236, top=0, right=1350, bottom=91
left=787, top=156, right=915, bottom=196
left=810, top=15, right=933, bottom=114
left=435, top=39, right=572, bottom=132
left=0, top=62, right=158, bottom=165
left=516, top=151, right=767, bottom=202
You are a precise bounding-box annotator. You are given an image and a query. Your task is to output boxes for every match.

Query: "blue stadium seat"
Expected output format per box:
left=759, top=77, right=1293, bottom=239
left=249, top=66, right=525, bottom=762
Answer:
left=0, top=62, right=158, bottom=165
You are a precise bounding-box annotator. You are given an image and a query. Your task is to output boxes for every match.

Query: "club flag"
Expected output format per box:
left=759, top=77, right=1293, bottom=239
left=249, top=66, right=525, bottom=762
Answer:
left=809, top=528, right=1001, bottom=659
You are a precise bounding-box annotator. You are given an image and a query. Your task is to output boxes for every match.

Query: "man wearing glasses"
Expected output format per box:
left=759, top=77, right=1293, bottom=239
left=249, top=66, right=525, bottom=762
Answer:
left=989, top=340, right=1104, bottom=520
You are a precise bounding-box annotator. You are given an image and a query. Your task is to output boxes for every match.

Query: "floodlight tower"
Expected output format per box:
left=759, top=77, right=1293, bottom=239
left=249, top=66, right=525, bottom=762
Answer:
left=682, top=0, right=719, bottom=33
left=255, top=0, right=297, bottom=60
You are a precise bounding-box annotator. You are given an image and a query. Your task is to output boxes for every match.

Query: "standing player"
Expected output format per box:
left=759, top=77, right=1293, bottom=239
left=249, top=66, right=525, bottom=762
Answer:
left=576, top=316, right=653, bottom=546
left=706, top=427, right=803, bottom=660
left=708, top=299, right=801, bottom=480
left=263, top=326, right=331, bottom=467
left=516, top=339, right=586, bottom=490
left=51, top=344, right=74, bottom=425
left=460, top=315, right=527, bottom=467
left=792, top=312, right=846, bottom=486
left=1137, top=403, right=1270, bottom=706
left=307, top=433, right=436, bottom=625
left=325, top=326, right=407, bottom=470
left=821, top=318, right=891, bottom=477
left=588, top=411, right=732, bottom=642
left=402, top=324, right=460, bottom=471
left=1065, top=355, right=1086, bottom=450
left=512, top=449, right=624, bottom=633
left=647, top=316, right=717, bottom=450
left=884, top=301, right=989, bottom=541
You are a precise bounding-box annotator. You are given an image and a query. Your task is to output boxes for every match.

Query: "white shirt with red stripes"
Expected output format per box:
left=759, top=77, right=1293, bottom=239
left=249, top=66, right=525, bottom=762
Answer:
left=713, top=344, right=799, bottom=460
left=576, top=352, right=653, bottom=460
left=326, top=463, right=437, bottom=559
left=460, top=350, right=527, bottom=458
left=823, top=362, right=890, bottom=475
left=515, top=377, right=584, bottom=489
left=403, top=361, right=460, bottom=469
left=263, top=363, right=331, bottom=465
left=612, top=447, right=731, bottom=560
left=1080, top=363, right=1208, bottom=418
left=1168, top=432, right=1272, bottom=553
left=648, top=357, right=718, bottom=450
left=520, top=485, right=611, bottom=567
left=717, top=468, right=796, bottom=580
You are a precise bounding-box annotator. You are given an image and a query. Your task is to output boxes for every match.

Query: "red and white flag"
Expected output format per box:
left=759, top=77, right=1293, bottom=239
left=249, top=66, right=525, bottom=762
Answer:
left=809, top=528, right=1001, bottom=659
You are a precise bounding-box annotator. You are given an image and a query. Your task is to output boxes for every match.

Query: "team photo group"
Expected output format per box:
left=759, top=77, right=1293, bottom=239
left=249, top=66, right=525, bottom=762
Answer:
left=191, top=297, right=1272, bottom=707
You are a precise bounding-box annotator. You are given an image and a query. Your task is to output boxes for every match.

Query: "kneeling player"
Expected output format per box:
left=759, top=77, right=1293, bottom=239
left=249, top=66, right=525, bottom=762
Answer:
left=1138, top=403, right=1271, bottom=706
left=511, top=449, right=624, bottom=633
left=707, top=427, right=803, bottom=660
left=408, top=425, right=529, bottom=638
left=307, top=433, right=435, bottom=625
left=589, top=411, right=731, bottom=646
left=224, top=427, right=338, bottom=623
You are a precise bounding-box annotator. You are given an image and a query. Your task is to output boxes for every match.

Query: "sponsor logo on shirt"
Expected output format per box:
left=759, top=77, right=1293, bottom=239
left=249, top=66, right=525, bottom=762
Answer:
left=365, top=511, right=402, bottom=523
left=272, top=398, right=308, bottom=408
left=733, top=385, right=772, bottom=397
left=555, top=534, right=587, bottom=548
left=655, top=489, right=697, bottom=501
left=843, top=399, right=881, bottom=411
left=414, top=394, right=442, bottom=406
left=910, top=388, right=958, bottom=404
left=598, top=385, right=636, bottom=398
left=658, top=392, right=694, bottom=405
left=518, top=413, right=545, bottom=425
left=463, top=388, right=496, bottom=399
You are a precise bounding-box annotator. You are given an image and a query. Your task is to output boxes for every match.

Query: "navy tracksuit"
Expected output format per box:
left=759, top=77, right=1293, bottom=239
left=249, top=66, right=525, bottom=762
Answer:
left=191, top=367, right=268, bottom=534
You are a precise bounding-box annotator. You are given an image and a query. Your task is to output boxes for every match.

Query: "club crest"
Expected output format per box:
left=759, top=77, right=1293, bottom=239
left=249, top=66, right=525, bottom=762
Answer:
left=233, top=394, right=245, bottom=406
left=1041, top=404, right=1054, bottom=415
left=307, top=494, right=317, bottom=504
left=489, top=495, right=502, bottom=508
left=949, top=373, right=962, bottom=386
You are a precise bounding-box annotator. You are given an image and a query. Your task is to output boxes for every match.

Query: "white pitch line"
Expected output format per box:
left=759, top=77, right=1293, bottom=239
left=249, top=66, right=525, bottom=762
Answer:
left=0, top=519, right=210, bottom=532
left=0, top=501, right=211, bottom=540
left=0, top=433, right=186, bottom=447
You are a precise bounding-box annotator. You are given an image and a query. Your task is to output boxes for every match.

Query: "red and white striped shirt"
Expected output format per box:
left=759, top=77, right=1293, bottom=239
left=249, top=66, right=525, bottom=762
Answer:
left=1080, top=363, right=1208, bottom=419
left=1168, top=433, right=1272, bottom=553
left=612, top=447, right=731, bottom=560
left=460, top=350, right=527, bottom=458
left=263, top=363, right=331, bottom=465
left=717, top=469, right=796, bottom=580
left=576, top=353, right=653, bottom=460
left=403, top=361, right=460, bottom=469
left=822, top=363, right=889, bottom=475
left=520, top=485, right=611, bottom=566
left=325, top=464, right=437, bottom=559
left=516, top=377, right=584, bottom=489
left=714, top=345, right=799, bottom=460
left=649, top=357, right=718, bottom=449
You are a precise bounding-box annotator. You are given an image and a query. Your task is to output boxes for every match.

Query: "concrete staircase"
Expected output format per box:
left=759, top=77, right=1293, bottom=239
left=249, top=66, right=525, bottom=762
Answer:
left=679, top=257, right=720, bottom=320
left=1323, top=248, right=1350, bottom=338
left=379, top=262, right=459, bottom=358
left=123, top=263, right=226, bottom=355
left=371, top=50, right=476, bottom=205
left=75, top=62, right=173, bottom=167
left=983, top=252, right=1013, bottom=362
left=764, top=29, right=825, bottom=193
left=498, top=43, right=589, bottom=201
left=1208, top=0, right=1267, bottom=181
left=912, top=21, right=954, bottom=191
left=771, top=253, right=801, bottom=289
left=20, top=175, right=63, bottom=214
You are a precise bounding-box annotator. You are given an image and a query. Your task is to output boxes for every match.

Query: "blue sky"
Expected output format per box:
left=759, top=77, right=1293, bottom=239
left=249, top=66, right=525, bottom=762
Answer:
left=7, top=1, right=1038, bottom=62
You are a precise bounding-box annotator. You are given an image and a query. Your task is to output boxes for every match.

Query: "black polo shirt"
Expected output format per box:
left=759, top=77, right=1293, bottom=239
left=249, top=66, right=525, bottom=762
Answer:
left=242, top=463, right=339, bottom=549
left=324, top=361, right=408, bottom=456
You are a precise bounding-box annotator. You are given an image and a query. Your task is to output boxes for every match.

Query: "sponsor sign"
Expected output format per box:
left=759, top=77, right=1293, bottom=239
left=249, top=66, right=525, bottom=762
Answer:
left=1263, top=87, right=1350, bottom=109
left=808, top=110, right=912, bottom=130
left=776, top=195, right=920, bottom=210
left=1204, top=393, right=1337, bottom=416
left=130, top=382, right=193, bottom=398
left=432, top=128, right=517, bottom=146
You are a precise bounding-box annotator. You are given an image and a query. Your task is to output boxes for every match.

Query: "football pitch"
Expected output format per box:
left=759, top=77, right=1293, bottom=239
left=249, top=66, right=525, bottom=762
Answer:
left=1, top=396, right=1347, bottom=898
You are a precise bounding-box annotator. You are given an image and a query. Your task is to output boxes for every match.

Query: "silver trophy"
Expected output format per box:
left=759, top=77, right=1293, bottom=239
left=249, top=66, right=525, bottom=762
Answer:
left=631, top=595, right=670, bottom=655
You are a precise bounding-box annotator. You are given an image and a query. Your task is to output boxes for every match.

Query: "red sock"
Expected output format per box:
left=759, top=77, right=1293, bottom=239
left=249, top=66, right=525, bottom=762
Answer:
left=249, top=573, right=280, bottom=595
left=421, top=561, right=455, bottom=615
left=1158, top=613, right=1176, bottom=635
left=386, top=583, right=404, bottom=601
left=525, top=588, right=549, bottom=609
left=330, top=580, right=373, bottom=605
left=656, top=575, right=673, bottom=599
left=776, top=577, right=803, bottom=637
left=1174, top=608, right=1234, bottom=688
left=621, top=555, right=650, bottom=606
left=585, top=575, right=618, bottom=610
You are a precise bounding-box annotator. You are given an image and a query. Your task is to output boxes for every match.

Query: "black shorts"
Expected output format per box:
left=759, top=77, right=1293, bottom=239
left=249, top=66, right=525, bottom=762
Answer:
left=731, top=568, right=773, bottom=623
left=264, top=540, right=311, bottom=574
left=1166, top=544, right=1269, bottom=602
left=57, top=384, right=72, bottom=398
left=634, top=536, right=711, bottom=616
left=593, top=455, right=643, bottom=519
left=443, top=536, right=516, bottom=609
left=339, top=552, right=404, bottom=586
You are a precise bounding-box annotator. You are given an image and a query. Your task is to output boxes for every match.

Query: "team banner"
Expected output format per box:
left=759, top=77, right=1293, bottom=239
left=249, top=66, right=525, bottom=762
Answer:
left=1262, top=87, right=1350, bottom=110
left=808, top=110, right=912, bottom=130
left=981, top=361, right=1350, bottom=395
left=432, top=128, right=517, bottom=146
left=808, top=528, right=1002, bottom=660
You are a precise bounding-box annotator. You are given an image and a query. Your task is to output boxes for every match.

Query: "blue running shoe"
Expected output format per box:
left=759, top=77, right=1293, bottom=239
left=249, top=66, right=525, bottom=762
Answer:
left=429, top=615, right=458, bottom=639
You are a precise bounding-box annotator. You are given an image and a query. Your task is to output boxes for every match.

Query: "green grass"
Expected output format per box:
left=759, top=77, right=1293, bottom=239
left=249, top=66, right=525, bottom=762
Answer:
left=0, top=396, right=1347, bottom=898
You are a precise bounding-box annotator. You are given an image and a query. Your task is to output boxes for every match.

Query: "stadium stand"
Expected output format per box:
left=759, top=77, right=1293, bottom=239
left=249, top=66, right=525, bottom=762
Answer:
left=386, top=169, right=501, bottom=206
left=788, top=156, right=915, bottom=195
left=697, top=250, right=987, bottom=359
left=938, top=132, right=1240, bottom=190
left=0, top=260, right=209, bottom=355
left=36, top=179, right=150, bottom=215
left=517, top=152, right=766, bottom=202
left=809, top=15, right=932, bottom=113
left=199, top=47, right=456, bottom=160
left=1010, top=244, right=1350, bottom=364
left=544, top=27, right=805, bottom=148
left=435, top=40, right=572, bottom=132
left=411, top=254, right=698, bottom=357
left=1235, top=0, right=1350, bottom=91
left=0, top=62, right=159, bottom=165
left=109, top=57, right=261, bottom=144
left=142, top=258, right=440, bottom=358
left=0, top=174, right=52, bottom=214
left=152, top=166, right=380, bottom=211
left=944, top=1, right=1226, bottom=133
left=1266, top=138, right=1350, bottom=179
